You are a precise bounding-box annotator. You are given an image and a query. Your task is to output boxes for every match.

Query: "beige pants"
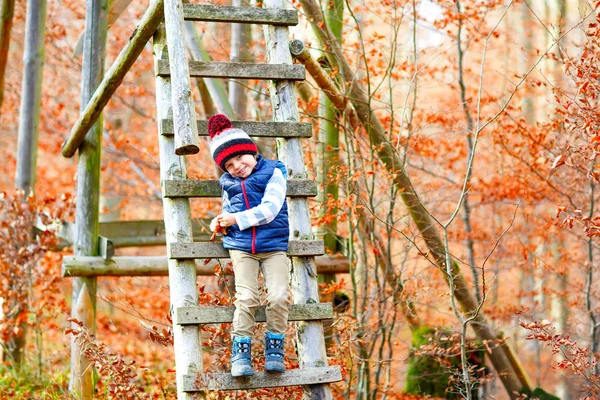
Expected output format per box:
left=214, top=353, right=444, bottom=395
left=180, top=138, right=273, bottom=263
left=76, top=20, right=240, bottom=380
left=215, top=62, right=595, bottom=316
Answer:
left=229, top=250, right=291, bottom=338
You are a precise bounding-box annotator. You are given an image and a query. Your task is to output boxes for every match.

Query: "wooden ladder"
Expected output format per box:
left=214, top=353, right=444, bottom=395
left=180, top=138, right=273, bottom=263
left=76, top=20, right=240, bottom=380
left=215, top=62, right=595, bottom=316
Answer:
left=153, top=0, right=342, bottom=397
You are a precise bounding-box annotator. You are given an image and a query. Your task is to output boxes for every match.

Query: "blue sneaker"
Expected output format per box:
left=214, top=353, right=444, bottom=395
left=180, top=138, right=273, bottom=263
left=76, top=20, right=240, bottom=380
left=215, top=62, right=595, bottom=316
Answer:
left=264, top=331, right=285, bottom=373
left=231, top=336, right=254, bottom=377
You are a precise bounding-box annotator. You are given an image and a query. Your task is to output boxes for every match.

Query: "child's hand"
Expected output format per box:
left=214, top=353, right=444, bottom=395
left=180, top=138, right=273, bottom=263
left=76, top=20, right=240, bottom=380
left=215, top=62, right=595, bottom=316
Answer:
left=217, top=212, right=236, bottom=228
left=210, top=217, right=220, bottom=233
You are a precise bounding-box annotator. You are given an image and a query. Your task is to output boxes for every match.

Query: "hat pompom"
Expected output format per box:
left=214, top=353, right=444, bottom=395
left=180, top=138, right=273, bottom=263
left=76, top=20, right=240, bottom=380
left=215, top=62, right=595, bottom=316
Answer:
left=208, top=114, right=232, bottom=138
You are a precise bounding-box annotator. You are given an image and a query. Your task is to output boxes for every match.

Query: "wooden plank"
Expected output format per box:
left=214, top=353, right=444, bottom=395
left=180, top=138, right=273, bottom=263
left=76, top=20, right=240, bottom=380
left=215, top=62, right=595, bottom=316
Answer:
left=156, top=60, right=305, bottom=81
left=61, top=255, right=349, bottom=277
left=163, top=179, right=317, bottom=198
left=169, top=240, right=324, bottom=259
left=182, top=4, right=298, bottom=26
left=160, top=119, right=312, bottom=138
left=61, top=0, right=164, bottom=158
left=163, top=0, right=200, bottom=155
left=174, top=303, right=333, bottom=325
left=153, top=24, right=203, bottom=395
left=38, top=219, right=211, bottom=249
left=98, top=236, right=114, bottom=260
left=182, top=366, right=342, bottom=391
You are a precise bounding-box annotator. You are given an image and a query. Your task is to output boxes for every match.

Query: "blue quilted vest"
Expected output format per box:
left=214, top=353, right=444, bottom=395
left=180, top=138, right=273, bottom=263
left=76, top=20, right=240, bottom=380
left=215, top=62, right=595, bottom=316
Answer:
left=220, top=155, right=289, bottom=253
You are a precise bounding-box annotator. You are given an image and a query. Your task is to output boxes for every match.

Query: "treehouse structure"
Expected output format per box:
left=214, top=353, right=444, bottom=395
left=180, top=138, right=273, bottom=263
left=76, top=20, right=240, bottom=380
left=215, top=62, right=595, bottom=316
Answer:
left=60, top=0, right=343, bottom=398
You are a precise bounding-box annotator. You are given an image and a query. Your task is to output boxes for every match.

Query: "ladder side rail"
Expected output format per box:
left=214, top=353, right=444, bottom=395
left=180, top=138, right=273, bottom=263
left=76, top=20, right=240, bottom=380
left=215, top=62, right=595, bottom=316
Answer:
left=163, top=0, right=200, bottom=155
left=263, top=1, right=333, bottom=398
left=153, top=25, right=204, bottom=400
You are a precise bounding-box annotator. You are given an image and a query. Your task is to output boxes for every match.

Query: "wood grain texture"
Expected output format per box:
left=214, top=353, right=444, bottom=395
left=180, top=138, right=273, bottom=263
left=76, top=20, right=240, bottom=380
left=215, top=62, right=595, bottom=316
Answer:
left=62, top=255, right=350, bottom=277
left=182, top=366, right=342, bottom=391
left=157, top=60, right=305, bottom=81
left=161, top=119, right=312, bottom=138
left=168, top=240, right=324, bottom=259
left=182, top=4, right=298, bottom=26
left=174, top=303, right=333, bottom=325
left=163, top=179, right=317, bottom=198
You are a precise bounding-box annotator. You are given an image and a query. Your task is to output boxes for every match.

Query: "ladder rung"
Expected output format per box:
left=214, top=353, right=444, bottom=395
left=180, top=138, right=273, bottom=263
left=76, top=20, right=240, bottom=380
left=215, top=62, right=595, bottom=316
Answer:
left=156, top=60, right=305, bottom=81
left=169, top=240, right=324, bottom=259
left=183, top=4, right=298, bottom=26
left=182, top=366, right=342, bottom=391
left=174, top=303, right=333, bottom=325
left=160, top=120, right=312, bottom=138
left=163, top=179, right=317, bottom=198
left=61, top=255, right=350, bottom=277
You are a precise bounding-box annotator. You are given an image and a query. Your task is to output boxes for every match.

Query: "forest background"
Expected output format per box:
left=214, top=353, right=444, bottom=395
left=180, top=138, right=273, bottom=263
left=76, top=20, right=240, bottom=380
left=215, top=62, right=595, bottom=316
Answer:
left=0, top=0, right=599, bottom=398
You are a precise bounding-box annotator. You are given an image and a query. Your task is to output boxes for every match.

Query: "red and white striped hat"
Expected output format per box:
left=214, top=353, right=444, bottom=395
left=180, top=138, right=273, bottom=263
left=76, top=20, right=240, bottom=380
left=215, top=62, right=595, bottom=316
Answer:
left=208, top=114, right=258, bottom=171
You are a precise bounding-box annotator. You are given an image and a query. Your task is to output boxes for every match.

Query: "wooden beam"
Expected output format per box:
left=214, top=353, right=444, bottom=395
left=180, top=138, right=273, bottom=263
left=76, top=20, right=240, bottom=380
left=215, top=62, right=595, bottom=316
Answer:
left=69, top=0, right=108, bottom=395
left=169, top=240, right=324, bottom=259
left=174, top=303, right=333, bottom=325
left=97, top=236, right=114, bottom=260
left=163, top=0, right=199, bottom=155
left=61, top=0, right=164, bottom=158
left=182, top=4, right=298, bottom=26
left=163, top=179, right=317, bottom=198
left=153, top=24, right=203, bottom=394
left=156, top=60, right=305, bottom=81
left=61, top=255, right=349, bottom=277
left=160, top=119, right=312, bottom=138
left=182, top=366, right=342, bottom=391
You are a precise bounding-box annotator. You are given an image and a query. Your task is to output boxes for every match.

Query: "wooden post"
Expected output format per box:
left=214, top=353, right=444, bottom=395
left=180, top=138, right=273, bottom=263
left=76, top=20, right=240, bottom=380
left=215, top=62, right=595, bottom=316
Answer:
left=163, top=0, right=200, bottom=155
left=153, top=25, right=204, bottom=399
left=69, top=0, right=108, bottom=397
left=263, top=1, right=333, bottom=398
left=71, top=283, right=95, bottom=398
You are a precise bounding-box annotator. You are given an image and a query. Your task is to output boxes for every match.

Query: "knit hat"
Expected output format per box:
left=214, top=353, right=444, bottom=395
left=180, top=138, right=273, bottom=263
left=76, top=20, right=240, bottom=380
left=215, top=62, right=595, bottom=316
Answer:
left=208, top=114, right=258, bottom=171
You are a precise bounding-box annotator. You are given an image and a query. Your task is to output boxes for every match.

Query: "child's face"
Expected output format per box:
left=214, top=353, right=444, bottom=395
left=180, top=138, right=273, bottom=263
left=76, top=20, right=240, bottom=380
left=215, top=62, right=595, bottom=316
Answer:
left=224, top=154, right=257, bottom=178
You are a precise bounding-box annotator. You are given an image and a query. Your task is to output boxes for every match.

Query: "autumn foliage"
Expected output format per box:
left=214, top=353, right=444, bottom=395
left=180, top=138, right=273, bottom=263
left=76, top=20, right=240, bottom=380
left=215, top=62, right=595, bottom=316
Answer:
left=2, top=0, right=600, bottom=399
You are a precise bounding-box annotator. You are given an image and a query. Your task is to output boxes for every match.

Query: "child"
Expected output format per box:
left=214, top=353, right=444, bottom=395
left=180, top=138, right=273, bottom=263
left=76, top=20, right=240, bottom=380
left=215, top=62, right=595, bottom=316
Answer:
left=208, top=114, right=291, bottom=377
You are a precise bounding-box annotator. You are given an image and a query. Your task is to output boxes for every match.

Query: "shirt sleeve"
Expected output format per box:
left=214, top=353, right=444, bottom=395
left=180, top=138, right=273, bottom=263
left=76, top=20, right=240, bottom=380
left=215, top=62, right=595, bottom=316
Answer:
left=221, top=189, right=230, bottom=212
left=233, top=164, right=287, bottom=231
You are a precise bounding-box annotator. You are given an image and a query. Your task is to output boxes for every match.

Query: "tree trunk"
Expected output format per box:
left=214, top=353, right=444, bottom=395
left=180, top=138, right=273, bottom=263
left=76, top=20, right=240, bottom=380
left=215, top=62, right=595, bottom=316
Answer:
left=0, top=0, right=14, bottom=112
left=15, top=0, right=47, bottom=196
left=6, top=0, right=47, bottom=369
left=69, top=0, right=108, bottom=397
left=316, top=0, right=343, bottom=353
